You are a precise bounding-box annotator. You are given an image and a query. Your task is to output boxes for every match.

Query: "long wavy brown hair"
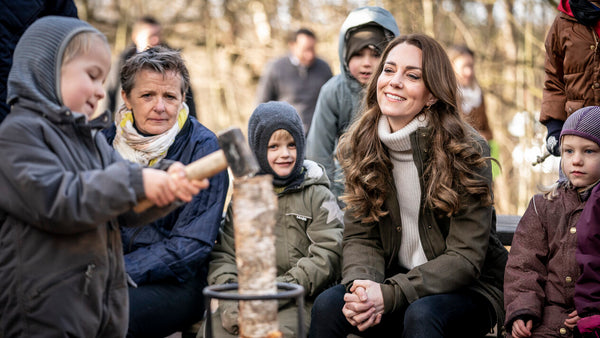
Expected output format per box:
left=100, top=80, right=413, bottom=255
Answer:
left=337, top=34, right=493, bottom=223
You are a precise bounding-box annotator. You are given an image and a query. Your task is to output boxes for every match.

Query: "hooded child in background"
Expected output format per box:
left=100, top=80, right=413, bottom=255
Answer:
left=306, top=6, right=399, bottom=201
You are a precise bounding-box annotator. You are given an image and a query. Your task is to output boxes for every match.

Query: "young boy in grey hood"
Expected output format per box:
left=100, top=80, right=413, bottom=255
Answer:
left=0, top=16, right=205, bottom=337
left=306, top=6, right=399, bottom=201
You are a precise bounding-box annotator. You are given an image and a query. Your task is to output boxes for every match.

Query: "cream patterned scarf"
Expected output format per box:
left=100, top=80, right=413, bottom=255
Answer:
left=113, top=103, right=189, bottom=166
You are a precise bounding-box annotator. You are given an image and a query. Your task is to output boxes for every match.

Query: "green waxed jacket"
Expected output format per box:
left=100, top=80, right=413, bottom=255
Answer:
left=341, top=127, right=508, bottom=327
left=208, top=160, right=344, bottom=297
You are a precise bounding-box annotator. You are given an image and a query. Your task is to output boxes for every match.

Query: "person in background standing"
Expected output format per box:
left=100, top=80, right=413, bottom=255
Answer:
left=541, top=0, right=600, bottom=158
left=104, top=16, right=197, bottom=118
left=0, top=0, right=78, bottom=124
left=448, top=45, right=493, bottom=141
left=256, top=28, right=333, bottom=134
left=448, top=45, right=499, bottom=179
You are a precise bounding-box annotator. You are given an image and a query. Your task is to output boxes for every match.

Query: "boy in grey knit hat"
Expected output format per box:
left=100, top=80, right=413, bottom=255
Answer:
left=201, top=101, right=344, bottom=338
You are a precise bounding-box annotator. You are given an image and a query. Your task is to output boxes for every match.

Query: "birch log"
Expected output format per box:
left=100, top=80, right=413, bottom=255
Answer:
left=233, top=175, right=281, bottom=338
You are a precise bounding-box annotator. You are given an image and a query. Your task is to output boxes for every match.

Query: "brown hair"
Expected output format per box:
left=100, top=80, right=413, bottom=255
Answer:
left=337, top=34, right=492, bottom=223
left=120, top=46, right=190, bottom=98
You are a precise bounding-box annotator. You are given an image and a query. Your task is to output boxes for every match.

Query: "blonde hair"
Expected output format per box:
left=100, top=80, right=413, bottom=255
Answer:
left=338, top=34, right=493, bottom=223
left=270, top=129, right=293, bottom=143
left=62, top=31, right=109, bottom=66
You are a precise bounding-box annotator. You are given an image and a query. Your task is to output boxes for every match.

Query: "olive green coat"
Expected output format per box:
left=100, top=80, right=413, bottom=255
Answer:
left=341, top=127, right=508, bottom=327
left=203, top=161, right=344, bottom=337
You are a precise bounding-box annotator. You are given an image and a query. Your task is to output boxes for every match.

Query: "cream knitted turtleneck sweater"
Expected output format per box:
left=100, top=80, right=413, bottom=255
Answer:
left=378, top=116, right=429, bottom=270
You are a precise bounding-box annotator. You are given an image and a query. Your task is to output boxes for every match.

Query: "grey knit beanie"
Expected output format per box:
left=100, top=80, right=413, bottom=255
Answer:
left=560, top=106, right=600, bottom=148
left=248, top=101, right=305, bottom=187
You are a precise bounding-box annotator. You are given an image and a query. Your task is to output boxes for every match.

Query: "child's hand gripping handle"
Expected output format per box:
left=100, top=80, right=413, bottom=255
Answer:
left=133, top=150, right=228, bottom=213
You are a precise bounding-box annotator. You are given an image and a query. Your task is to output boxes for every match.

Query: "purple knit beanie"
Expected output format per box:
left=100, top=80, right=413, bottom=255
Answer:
left=560, top=106, right=600, bottom=148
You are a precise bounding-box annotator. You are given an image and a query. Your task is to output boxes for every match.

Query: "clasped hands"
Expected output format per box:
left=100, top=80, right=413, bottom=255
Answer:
left=142, top=162, right=209, bottom=207
left=342, top=279, right=385, bottom=331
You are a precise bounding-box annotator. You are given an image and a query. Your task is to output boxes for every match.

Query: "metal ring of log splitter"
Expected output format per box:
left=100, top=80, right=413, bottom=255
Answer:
left=203, top=282, right=306, bottom=338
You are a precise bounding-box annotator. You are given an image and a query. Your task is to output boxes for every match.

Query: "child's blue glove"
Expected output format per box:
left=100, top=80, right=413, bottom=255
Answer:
left=544, top=118, right=564, bottom=157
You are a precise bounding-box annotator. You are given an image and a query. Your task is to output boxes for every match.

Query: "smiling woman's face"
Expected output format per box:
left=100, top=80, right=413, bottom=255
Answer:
left=376, top=42, right=436, bottom=132
left=121, top=69, right=184, bottom=135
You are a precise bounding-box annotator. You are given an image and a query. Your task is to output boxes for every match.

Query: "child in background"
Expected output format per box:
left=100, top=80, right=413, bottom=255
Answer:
left=448, top=45, right=499, bottom=178
left=200, top=101, right=343, bottom=338
left=448, top=45, right=493, bottom=142
left=306, top=6, right=399, bottom=201
left=0, top=16, right=206, bottom=337
left=504, top=106, right=600, bottom=338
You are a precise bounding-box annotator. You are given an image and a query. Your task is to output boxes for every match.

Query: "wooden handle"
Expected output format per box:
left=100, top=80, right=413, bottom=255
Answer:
left=133, top=150, right=228, bottom=213
left=184, top=150, right=227, bottom=179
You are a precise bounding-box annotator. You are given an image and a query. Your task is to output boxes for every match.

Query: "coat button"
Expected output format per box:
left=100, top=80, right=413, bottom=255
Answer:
left=566, top=276, right=572, bottom=283
left=560, top=327, right=567, bottom=335
left=595, top=82, right=600, bottom=88
left=570, top=227, right=576, bottom=234
left=591, top=45, right=596, bottom=50
left=396, top=226, right=401, bottom=231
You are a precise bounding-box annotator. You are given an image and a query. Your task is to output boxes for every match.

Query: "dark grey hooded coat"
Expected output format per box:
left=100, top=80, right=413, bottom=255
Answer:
left=0, top=16, right=164, bottom=337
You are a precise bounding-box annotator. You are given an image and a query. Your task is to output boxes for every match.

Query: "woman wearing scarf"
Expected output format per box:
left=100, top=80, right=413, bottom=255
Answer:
left=103, top=46, right=229, bottom=338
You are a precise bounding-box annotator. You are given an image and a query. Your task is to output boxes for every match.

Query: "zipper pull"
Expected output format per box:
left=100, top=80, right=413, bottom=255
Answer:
left=83, top=263, right=96, bottom=296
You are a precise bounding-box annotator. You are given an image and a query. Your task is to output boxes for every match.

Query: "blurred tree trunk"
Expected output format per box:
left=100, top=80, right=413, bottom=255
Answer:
left=423, top=0, right=434, bottom=37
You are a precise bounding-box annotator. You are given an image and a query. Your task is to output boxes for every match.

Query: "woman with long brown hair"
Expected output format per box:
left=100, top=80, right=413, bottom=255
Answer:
left=309, top=34, right=508, bottom=337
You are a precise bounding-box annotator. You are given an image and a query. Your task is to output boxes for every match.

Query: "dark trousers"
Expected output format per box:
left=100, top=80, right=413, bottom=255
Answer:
left=127, top=274, right=207, bottom=338
left=309, top=284, right=494, bottom=338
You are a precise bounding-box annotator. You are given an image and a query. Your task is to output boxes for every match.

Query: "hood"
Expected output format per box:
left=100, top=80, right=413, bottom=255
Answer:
left=337, top=6, right=400, bottom=77
left=302, top=160, right=330, bottom=187
left=559, top=0, right=574, bottom=16
left=7, top=16, right=101, bottom=123
left=280, top=160, right=330, bottom=195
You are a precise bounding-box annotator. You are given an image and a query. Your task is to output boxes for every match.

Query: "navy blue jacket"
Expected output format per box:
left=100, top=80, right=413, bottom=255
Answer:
left=104, top=117, right=229, bottom=284
left=0, top=0, right=78, bottom=123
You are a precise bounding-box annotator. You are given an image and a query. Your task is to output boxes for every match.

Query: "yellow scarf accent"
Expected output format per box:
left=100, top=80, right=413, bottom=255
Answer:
left=113, top=103, right=189, bottom=166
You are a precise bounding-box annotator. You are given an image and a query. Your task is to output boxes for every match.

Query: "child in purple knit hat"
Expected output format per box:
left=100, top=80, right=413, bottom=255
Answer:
left=566, top=106, right=600, bottom=338
left=505, top=106, right=600, bottom=338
